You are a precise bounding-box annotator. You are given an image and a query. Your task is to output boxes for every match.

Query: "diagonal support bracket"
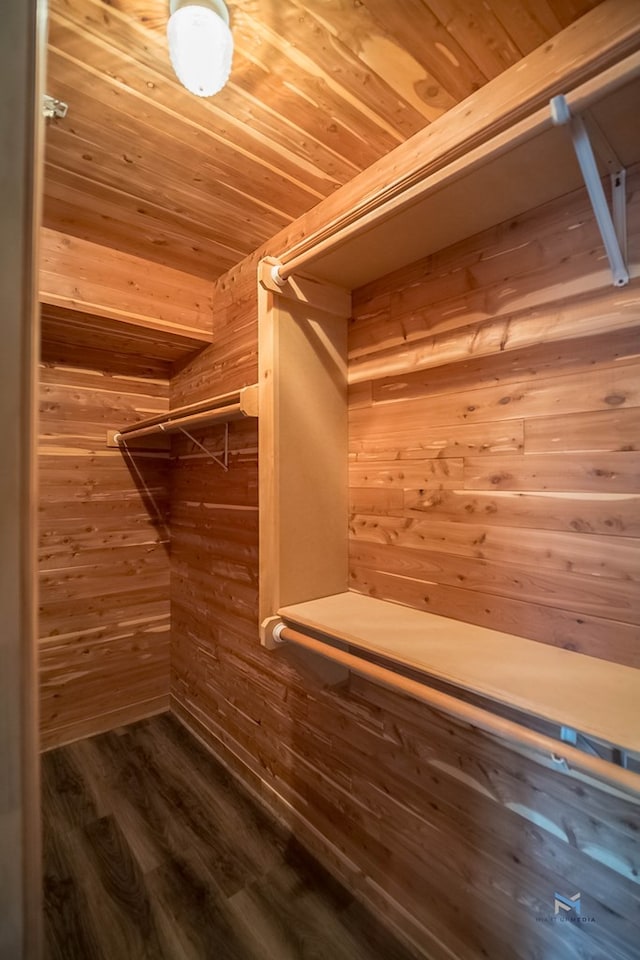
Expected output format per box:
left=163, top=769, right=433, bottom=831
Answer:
left=178, top=423, right=229, bottom=471
left=550, top=94, right=629, bottom=287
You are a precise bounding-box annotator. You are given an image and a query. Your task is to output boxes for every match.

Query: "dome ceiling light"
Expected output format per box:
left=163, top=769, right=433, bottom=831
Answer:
left=167, top=0, right=233, bottom=98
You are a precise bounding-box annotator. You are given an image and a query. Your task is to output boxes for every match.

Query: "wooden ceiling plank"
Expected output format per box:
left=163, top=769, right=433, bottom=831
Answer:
left=289, top=0, right=458, bottom=123
left=45, top=133, right=282, bottom=253
left=45, top=50, right=346, bottom=202
left=48, top=8, right=364, bottom=186
left=46, top=55, right=321, bottom=222
left=44, top=162, right=248, bottom=261
left=115, top=0, right=423, bottom=162
left=45, top=127, right=288, bottom=249
left=361, top=0, right=492, bottom=101
left=548, top=0, right=603, bottom=29
left=486, top=0, right=565, bottom=54
left=44, top=147, right=272, bottom=259
left=235, top=3, right=425, bottom=141
left=229, top=54, right=398, bottom=172
left=42, top=180, right=237, bottom=280
left=46, top=33, right=339, bottom=200
left=89, top=0, right=431, bottom=143
left=423, top=0, right=528, bottom=79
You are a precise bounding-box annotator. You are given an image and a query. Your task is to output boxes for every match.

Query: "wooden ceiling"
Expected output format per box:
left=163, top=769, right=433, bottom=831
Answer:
left=44, top=0, right=602, bottom=281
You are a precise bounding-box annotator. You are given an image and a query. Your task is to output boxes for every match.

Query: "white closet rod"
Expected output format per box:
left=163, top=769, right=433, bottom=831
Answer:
left=115, top=401, right=244, bottom=443
left=272, top=622, right=640, bottom=798
left=112, top=383, right=259, bottom=445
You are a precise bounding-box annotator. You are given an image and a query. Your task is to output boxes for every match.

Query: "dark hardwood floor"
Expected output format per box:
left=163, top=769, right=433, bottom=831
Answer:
left=42, top=712, right=420, bottom=960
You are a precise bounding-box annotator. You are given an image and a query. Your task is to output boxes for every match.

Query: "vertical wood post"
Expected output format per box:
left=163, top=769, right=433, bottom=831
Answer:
left=258, top=259, right=352, bottom=643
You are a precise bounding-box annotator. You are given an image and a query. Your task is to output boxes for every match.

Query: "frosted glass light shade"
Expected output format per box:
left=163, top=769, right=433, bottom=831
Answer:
left=167, top=0, right=233, bottom=98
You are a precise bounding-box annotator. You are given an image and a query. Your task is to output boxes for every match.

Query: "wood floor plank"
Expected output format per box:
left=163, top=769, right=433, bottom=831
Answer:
left=78, top=814, right=172, bottom=959
left=227, top=852, right=365, bottom=960
left=42, top=822, right=107, bottom=960
left=144, top=859, right=251, bottom=960
left=103, top=728, right=271, bottom=899
left=137, top=716, right=288, bottom=880
left=41, top=744, right=106, bottom=832
left=67, top=737, right=164, bottom=875
left=42, top=713, right=419, bottom=959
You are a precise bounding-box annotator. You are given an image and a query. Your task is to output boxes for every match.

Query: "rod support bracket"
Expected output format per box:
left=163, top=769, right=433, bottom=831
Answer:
left=260, top=616, right=288, bottom=649
left=270, top=263, right=288, bottom=287
left=550, top=753, right=571, bottom=772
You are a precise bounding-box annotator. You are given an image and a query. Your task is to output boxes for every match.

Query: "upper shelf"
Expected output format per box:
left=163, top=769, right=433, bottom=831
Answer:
left=278, top=591, right=640, bottom=756
left=40, top=229, right=213, bottom=363
left=277, top=58, right=640, bottom=289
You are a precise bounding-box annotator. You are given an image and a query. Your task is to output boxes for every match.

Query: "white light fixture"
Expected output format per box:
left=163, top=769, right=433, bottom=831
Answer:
left=167, top=0, right=233, bottom=98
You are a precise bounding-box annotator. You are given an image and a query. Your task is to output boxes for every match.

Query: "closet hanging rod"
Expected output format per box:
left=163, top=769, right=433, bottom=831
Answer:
left=113, top=383, right=258, bottom=445
left=116, top=401, right=242, bottom=443
left=270, top=621, right=640, bottom=798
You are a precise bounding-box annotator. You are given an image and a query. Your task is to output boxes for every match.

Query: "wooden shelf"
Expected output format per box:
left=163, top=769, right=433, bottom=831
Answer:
left=278, top=62, right=640, bottom=289
left=40, top=229, right=213, bottom=363
left=109, top=384, right=258, bottom=447
left=278, top=592, right=640, bottom=755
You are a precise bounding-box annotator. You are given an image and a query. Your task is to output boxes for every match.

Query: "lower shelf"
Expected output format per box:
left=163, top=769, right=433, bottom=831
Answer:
left=278, top=591, right=640, bottom=756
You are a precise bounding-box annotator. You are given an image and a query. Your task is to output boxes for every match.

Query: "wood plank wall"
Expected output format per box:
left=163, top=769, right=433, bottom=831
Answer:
left=170, top=184, right=640, bottom=959
left=348, top=167, right=640, bottom=668
left=39, top=342, right=172, bottom=750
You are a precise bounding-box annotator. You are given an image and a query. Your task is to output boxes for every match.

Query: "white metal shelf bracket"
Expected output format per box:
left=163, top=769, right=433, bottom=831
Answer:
left=560, top=724, right=628, bottom=766
left=43, top=93, right=68, bottom=119
left=612, top=168, right=627, bottom=263
left=178, top=424, right=229, bottom=471
left=550, top=94, right=629, bottom=287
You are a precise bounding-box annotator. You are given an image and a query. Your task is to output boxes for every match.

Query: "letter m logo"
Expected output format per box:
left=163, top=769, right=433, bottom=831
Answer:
left=554, top=892, right=581, bottom=916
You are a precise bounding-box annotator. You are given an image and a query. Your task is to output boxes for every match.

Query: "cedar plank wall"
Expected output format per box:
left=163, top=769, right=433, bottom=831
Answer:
left=348, top=168, right=640, bottom=668
left=39, top=342, right=171, bottom=749
left=170, top=181, right=640, bottom=958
